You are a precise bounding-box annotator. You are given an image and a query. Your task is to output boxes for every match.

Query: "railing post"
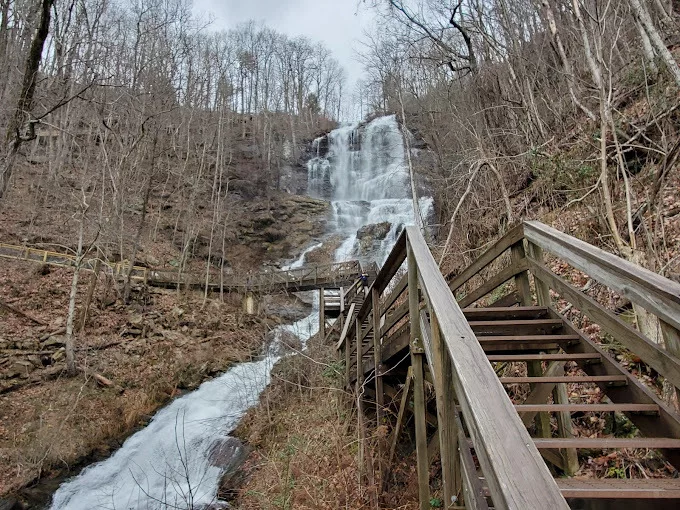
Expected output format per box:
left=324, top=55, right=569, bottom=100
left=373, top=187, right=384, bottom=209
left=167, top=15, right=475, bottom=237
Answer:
left=660, top=321, right=680, bottom=409
left=355, top=317, right=365, bottom=483
left=512, top=240, right=552, bottom=438
left=527, top=241, right=579, bottom=475
left=372, top=287, right=384, bottom=423
left=319, top=287, right=325, bottom=340
left=430, top=311, right=461, bottom=507
left=408, top=241, right=429, bottom=510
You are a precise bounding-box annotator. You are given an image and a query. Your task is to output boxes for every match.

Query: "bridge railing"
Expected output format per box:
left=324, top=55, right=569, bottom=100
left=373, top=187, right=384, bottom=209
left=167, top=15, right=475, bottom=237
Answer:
left=342, top=227, right=567, bottom=509
left=449, top=221, right=680, bottom=397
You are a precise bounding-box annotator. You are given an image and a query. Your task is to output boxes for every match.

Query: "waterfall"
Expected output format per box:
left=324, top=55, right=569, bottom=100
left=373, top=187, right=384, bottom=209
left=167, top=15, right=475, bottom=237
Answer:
left=48, top=115, right=432, bottom=509
left=308, top=115, right=433, bottom=265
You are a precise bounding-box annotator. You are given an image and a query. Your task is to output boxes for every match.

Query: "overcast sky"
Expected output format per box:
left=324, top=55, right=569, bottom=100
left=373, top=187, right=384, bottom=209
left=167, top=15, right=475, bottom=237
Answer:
left=192, top=0, right=375, bottom=97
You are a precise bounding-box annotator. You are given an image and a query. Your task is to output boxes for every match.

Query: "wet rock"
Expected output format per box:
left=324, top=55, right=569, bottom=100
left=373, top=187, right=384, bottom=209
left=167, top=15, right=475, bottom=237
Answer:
left=356, top=221, right=391, bottom=241
left=261, top=294, right=312, bottom=322
left=265, top=329, right=302, bottom=356
left=210, top=437, right=250, bottom=504
left=0, top=497, right=25, bottom=510
left=356, top=222, right=392, bottom=255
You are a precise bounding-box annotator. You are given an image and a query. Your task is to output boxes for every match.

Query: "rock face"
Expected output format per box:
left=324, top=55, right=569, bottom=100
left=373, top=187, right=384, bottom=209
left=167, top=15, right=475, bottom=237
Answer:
left=261, top=294, right=312, bottom=322
left=234, top=194, right=329, bottom=262
left=356, top=222, right=392, bottom=256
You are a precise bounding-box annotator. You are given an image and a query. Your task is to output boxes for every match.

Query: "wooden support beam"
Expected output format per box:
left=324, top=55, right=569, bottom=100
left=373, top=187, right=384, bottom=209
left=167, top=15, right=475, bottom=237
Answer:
left=372, top=287, right=384, bottom=425
left=520, top=361, right=565, bottom=427
left=430, top=310, right=461, bottom=505
left=387, top=366, right=413, bottom=476
left=319, top=287, right=325, bottom=340
left=408, top=244, right=430, bottom=510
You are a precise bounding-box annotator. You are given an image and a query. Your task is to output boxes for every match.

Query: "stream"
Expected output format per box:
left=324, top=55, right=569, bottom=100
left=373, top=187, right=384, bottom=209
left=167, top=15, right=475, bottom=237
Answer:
left=48, top=115, right=432, bottom=509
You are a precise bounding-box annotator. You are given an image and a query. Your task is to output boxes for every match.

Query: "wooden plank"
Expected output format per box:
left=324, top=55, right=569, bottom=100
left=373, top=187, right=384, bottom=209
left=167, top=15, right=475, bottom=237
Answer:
left=488, top=291, right=521, bottom=307
left=515, top=404, right=659, bottom=413
left=407, top=243, right=430, bottom=510
left=533, top=438, right=680, bottom=449
left=458, top=259, right=529, bottom=309
left=430, top=310, right=460, bottom=505
left=468, top=318, right=563, bottom=335
left=381, top=299, right=409, bottom=338
left=477, top=334, right=579, bottom=342
left=487, top=353, right=600, bottom=362
left=319, top=287, right=325, bottom=340
left=372, top=287, right=384, bottom=428
left=448, top=223, right=525, bottom=292
left=524, top=221, right=680, bottom=331
left=405, top=226, right=567, bottom=509
left=501, top=375, right=627, bottom=384
left=380, top=273, right=408, bottom=317
left=335, top=302, right=356, bottom=351
left=527, top=259, right=680, bottom=390
left=387, top=366, right=412, bottom=475
left=463, top=306, right=548, bottom=320
left=556, top=478, right=680, bottom=499
left=510, top=240, right=532, bottom=306
left=454, top=412, right=489, bottom=510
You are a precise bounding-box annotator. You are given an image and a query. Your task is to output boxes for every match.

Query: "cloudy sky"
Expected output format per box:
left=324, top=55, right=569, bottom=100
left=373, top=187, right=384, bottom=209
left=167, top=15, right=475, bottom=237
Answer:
left=192, top=0, right=376, bottom=94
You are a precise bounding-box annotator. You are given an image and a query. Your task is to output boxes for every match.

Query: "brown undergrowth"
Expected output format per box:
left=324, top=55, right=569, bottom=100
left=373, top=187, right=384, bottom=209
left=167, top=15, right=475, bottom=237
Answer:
left=231, top=334, right=420, bottom=510
left=0, top=258, right=269, bottom=495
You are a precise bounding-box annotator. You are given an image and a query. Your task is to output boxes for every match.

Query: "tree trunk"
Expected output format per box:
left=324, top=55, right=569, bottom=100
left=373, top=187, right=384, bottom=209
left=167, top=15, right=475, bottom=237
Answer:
left=628, top=0, right=680, bottom=87
left=0, top=0, right=54, bottom=200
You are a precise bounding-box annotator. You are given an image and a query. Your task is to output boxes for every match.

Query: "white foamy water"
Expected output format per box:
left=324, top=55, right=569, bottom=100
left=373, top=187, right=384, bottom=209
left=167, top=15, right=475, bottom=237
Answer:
left=50, top=115, right=430, bottom=509
left=308, top=115, right=433, bottom=264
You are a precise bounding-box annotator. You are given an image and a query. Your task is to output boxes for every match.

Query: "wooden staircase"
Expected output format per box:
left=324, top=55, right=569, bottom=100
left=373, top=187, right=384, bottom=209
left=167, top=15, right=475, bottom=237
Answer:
left=463, top=305, right=680, bottom=508
left=335, top=222, right=680, bottom=510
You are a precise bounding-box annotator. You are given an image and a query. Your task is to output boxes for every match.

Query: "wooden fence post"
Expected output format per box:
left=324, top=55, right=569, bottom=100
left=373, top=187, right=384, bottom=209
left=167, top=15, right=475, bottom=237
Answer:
left=527, top=241, right=579, bottom=474
left=408, top=242, right=430, bottom=510
left=319, top=287, right=325, bottom=340
left=512, top=241, right=552, bottom=439
left=430, top=311, right=461, bottom=507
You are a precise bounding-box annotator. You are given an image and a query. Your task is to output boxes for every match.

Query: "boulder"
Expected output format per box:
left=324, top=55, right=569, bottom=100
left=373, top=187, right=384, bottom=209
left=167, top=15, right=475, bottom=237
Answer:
left=42, top=335, right=66, bottom=348
left=356, top=221, right=392, bottom=241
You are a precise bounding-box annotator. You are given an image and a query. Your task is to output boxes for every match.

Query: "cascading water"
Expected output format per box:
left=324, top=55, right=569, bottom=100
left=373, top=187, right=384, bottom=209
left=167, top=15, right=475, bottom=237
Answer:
left=308, top=115, right=433, bottom=264
left=48, top=115, right=431, bottom=509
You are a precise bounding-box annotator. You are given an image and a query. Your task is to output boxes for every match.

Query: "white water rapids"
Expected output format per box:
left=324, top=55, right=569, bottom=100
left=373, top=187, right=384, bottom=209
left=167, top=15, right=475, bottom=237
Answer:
left=49, top=115, right=431, bottom=509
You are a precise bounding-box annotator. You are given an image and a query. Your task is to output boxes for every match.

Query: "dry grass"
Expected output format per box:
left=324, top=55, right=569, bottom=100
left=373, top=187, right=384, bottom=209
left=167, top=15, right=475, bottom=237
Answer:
left=231, top=338, right=419, bottom=510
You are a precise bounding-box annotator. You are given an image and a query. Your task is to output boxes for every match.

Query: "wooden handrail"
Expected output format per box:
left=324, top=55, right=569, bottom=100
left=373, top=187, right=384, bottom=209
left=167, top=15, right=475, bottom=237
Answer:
left=448, top=223, right=525, bottom=293
left=404, top=226, right=567, bottom=509
left=524, top=221, right=680, bottom=331
left=340, top=220, right=680, bottom=509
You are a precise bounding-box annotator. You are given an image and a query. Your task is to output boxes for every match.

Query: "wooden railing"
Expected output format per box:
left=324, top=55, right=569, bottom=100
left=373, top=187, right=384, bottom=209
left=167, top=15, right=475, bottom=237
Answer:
left=339, top=226, right=567, bottom=509
left=451, top=221, right=680, bottom=393
left=0, top=241, right=362, bottom=294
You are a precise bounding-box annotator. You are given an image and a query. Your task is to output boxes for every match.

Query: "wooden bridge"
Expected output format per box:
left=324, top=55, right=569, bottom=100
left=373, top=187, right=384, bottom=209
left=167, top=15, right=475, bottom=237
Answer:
left=0, top=242, right=363, bottom=295
left=331, top=221, right=680, bottom=510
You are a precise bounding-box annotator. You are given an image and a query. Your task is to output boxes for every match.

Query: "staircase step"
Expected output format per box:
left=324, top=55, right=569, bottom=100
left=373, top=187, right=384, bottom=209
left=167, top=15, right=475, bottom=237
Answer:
left=463, top=306, right=549, bottom=321
left=514, top=403, right=659, bottom=413
left=556, top=478, right=680, bottom=499
left=469, top=319, right=564, bottom=335
left=532, top=438, right=680, bottom=449
left=500, top=375, right=627, bottom=384
left=486, top=353, right=601, bottom=362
